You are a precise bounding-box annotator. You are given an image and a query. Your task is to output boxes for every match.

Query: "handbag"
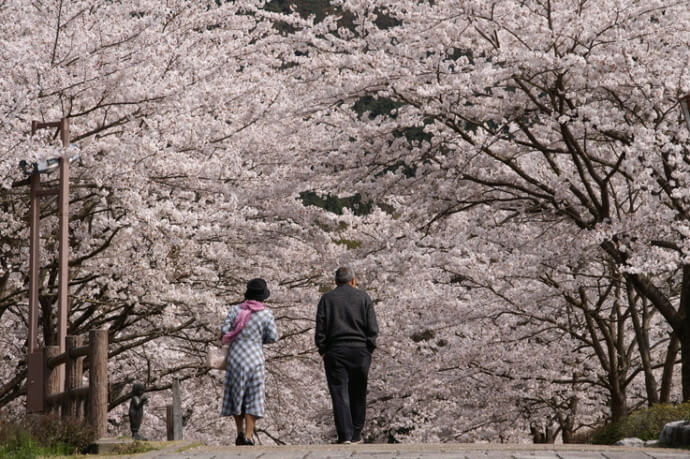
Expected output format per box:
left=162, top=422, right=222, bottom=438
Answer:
left=206, top=344, right=229, bottom=370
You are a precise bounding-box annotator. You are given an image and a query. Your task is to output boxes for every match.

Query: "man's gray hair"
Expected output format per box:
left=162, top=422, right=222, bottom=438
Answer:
left=335, top=266, right=355, bottom=285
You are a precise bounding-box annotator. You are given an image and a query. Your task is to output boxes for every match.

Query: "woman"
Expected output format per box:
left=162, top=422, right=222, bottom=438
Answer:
left=220, top=278, right=278, bottom=446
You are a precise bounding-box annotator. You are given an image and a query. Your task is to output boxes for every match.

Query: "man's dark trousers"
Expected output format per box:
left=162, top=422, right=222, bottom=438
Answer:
left=324, top=346, right=372, bottom=443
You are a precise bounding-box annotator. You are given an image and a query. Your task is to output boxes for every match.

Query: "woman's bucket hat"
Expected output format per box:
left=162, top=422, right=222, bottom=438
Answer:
left=244, top=278, right=270, bottom=301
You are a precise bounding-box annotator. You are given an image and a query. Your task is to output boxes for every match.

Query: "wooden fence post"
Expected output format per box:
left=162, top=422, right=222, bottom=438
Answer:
left=64, top=335, right=83, bottom=417
left=87, top=329, right=108, bottom=438
left=26, top=349, right=45, bottom=413
left=166, top=378, right=183, bottom=440
left=45, top=345, right=60, bottom=415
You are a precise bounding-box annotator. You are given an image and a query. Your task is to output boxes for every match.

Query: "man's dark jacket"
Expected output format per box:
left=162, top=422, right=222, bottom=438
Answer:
left=315, top=284, right=379, bottom=355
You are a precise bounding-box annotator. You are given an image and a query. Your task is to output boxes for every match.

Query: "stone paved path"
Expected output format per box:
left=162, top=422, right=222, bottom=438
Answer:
left=115, top=441, right=690, bottom=459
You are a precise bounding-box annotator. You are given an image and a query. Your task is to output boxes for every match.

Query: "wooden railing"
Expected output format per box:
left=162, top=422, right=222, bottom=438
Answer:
left=41, top=329, right=108, bottom=438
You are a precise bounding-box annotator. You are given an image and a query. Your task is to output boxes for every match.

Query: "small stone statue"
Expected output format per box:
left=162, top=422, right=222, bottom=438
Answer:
left=129, top=382, right=149, bottom=440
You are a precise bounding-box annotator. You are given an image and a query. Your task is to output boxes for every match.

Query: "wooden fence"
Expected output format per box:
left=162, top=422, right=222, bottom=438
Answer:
left=34, top=329, right=108, bottom=438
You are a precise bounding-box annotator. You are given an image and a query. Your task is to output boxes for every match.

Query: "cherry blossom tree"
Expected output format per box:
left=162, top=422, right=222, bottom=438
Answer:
left=0, top=0, right=342, bottom=442
left=3, top=0, right=690, bottom=446
left=277, top=0, right=690, bottom=403
left=220, top=0, right=690, bottom=442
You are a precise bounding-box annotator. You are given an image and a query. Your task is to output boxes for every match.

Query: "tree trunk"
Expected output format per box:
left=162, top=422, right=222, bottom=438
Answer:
left=609, top=387, right=627, bottom=422
left=39, top=294, right=57, bottom=346
left=627, top=283, right=659, bottom=405
left=560, top=396, right=577, bottom=444
left=678, top=265, right=690, bottom=402
left=660, top=333, right=680, bottom=403
left=682, top=334, right=690, bottom=402
left=530, top=422, right=556, bottom=444
left=601, top=242, right=690, bottom=399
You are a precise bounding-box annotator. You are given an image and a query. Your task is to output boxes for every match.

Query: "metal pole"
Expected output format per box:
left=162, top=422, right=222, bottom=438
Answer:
left=57, top=118, right=70, bottom=391
left=26, top=121, right=42, bottom=413
left=28, top=121, right=40, bottom=353
left=28, top=173, right=40, bottom=353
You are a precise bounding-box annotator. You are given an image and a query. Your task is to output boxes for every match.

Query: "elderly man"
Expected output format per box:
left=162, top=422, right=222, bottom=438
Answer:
left=315, top=266, right=379, bottom=444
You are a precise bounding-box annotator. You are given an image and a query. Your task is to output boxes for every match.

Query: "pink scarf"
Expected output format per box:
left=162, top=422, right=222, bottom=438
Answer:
left=221, top=300, right=266, bottom=345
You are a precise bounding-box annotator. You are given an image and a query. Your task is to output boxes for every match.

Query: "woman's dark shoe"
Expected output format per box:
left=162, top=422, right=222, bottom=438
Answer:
left=235, top=432, right=245, bottom=446
left=242, top=436, right=254, bottom=446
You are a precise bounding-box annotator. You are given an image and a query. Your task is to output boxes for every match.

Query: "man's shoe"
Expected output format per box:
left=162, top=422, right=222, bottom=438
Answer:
left=351, top=438, right=363, bottom=444
left=235, top=432, right=245, bottom=446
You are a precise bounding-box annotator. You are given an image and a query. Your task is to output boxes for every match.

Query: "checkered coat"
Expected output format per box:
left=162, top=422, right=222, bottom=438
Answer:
left=220, top=304, right=278, bottom=418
